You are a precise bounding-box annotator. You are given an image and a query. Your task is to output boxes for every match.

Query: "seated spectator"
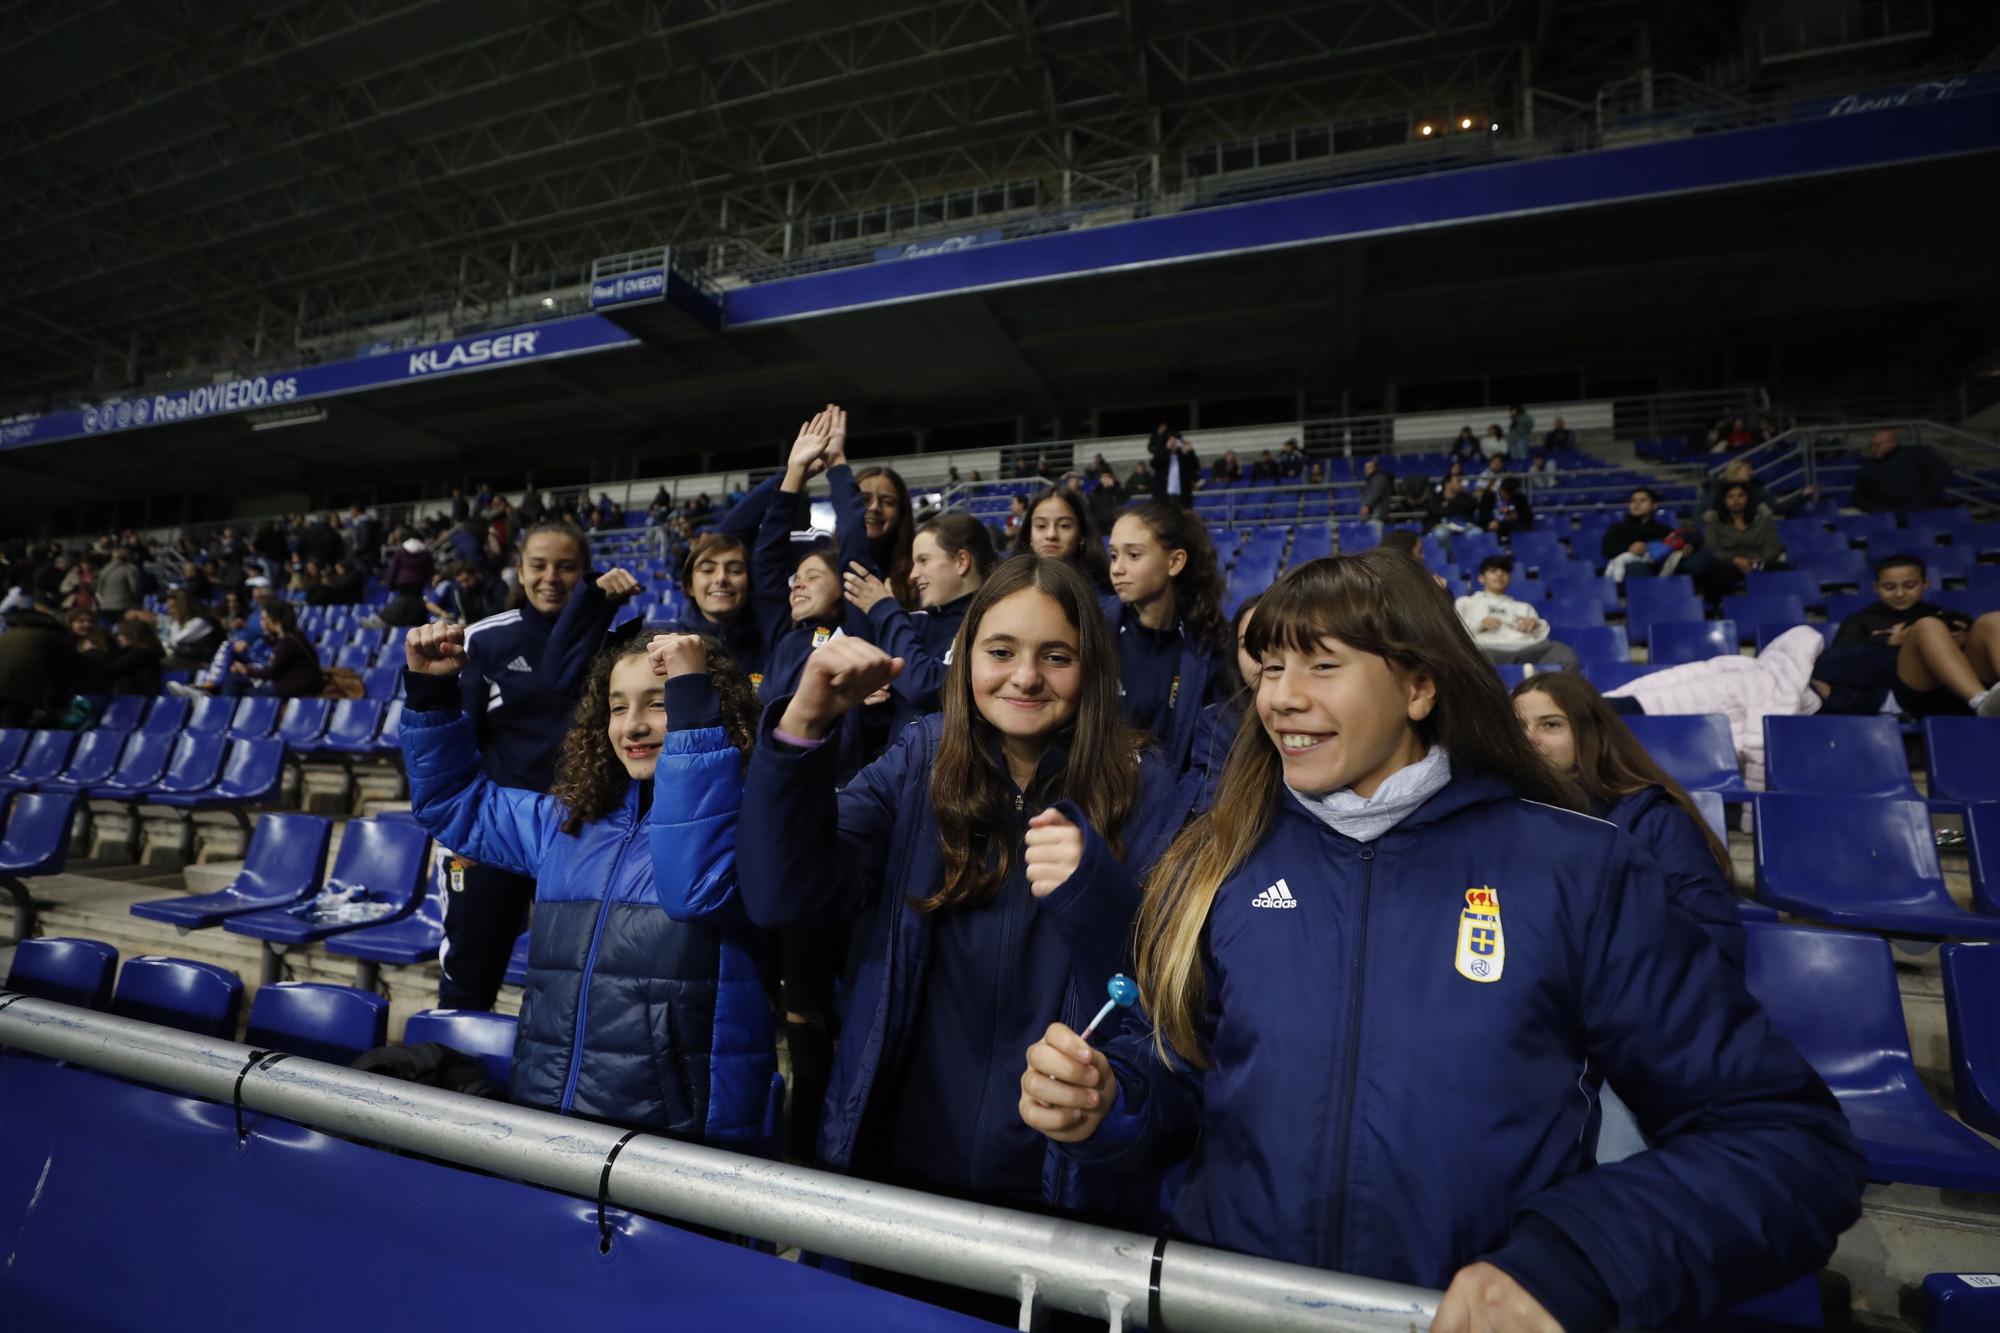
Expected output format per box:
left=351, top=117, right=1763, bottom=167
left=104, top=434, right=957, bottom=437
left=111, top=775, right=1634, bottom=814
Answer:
left=1210, top=450, right=1243, bottom=484
left=1354, top=457, right=1393, bottom=526
left=1851, top=429, right=1951, bottom=514
left=1003, top=493, right=1028, bottom=543
left=1813, top=553, right=2000, bottom=718
left=1542, top=416, right=1575, bottom=453
left=1386, top=473, right=1436, bottom=526
left=1449, top=426, right=1481, bottom=467
left=1525, top=450, right=1557, bottom=491
left=161, top=589, right=223, bottom=668
left=1479, top=423, right=1508, bottom=460
left=1480, top=476, right=1534, bottom=537
left=1124, top=459, right=1152, bottom=495
left=224, top=599, right=324, bottom=698
left=1306, top=461, right=1325, bottom=484
left=1696, top=482, right=1785, bottom=601
left=1277, top=438, right=1304, bottom=479
left=0, top=602, right=76, bottom=728
left=103, top=617, right=165, bottom=696
left=1455, top=556, right=1576, bottom=669
left=308, top=558, right=366, bottom=606
left=1601, top=488, right=1672, bottom=584
left=1250, top=449, right=1280, bottom=483
left=1088, top=469, right=1127, bottom=534
left=1432, top=473, right=1479, bottom=533
left=1475, top=453, right=1509, bottom=494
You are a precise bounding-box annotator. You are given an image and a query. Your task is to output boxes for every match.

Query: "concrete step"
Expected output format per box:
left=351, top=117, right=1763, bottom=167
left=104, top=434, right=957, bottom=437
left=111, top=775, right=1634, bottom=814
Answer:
left=1835, top=1184, right=2000, bottom=1326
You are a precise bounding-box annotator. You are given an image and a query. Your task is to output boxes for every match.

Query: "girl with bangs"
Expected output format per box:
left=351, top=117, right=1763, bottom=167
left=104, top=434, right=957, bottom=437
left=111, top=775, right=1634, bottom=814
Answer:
left=1018, top=551, right=1865, bottom=1333
left=717, top=555, right=1197, bottom=1224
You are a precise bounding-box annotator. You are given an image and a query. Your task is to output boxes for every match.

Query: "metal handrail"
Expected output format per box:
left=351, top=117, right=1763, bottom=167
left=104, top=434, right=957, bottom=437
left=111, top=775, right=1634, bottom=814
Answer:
left=0, top=996, right=1438, bottom=1333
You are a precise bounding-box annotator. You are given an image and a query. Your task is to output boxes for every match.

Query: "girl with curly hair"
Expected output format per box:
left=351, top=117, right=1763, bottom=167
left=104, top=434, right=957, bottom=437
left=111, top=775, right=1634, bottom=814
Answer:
left=1105, top=501, right=1233, bottom=775
left=401, top=624, right=774, bottom=1141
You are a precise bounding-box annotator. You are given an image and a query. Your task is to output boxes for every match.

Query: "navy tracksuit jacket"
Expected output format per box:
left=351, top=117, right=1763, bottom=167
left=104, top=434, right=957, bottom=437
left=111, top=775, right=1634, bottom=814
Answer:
left=1066, top=769, right=1865, bottom=1332
left=1605, top=784, right=1745, bottom=973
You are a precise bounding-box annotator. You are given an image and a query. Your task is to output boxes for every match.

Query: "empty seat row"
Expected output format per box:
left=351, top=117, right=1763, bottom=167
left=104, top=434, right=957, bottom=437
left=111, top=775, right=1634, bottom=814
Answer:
left=0, top=732, right=285, bottom=811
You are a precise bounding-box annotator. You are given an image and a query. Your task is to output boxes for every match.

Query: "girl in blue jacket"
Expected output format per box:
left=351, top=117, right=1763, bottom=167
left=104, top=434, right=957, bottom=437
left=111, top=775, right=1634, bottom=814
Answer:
left=726, top=555, right=1196, bottom=1218
left=1107, top=502, right=1233, bottom=775
left=1020, top=551, right=1865, bottom=1333
left=401, top=622, right=774, bottom=1143
left=1512, top=670, right=1745, bottom=971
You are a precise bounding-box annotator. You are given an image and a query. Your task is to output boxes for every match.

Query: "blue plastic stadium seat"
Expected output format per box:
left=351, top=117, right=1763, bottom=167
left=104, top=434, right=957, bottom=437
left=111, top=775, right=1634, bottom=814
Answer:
left=0, top=728, right=28, bottom=775
left=1755, top=795, right=2000, bottom=939
left=1743, top=570, right=1821, bottom=606
left=243, top=982, right=389, bottom=1065
left=1923, top=1272, right=2000, bottom=1331
left=225, top=695, right=281, bottom=740
left=401, top=1009, right=517, bottom=1086
left=1764, top=715, right=1917, bottom=798
left=140, top=697, right=190, bottom=733
left=110, top=957, right=244, bottom=1039
left=144, top=733, right=230, bottom=801
left=5, top=937, right=118, bottom=1009
left=1921, top=718, right=2000, bottom=809
left=86, top=730, right=176, bottom=799
left=130, top=813, right=332, bottom=929
left=1801, top=550, right=1870, bottom=590
left=34, top=729, right=129, bottom=793
left=93, top=697, right=146, bottom=732
left=326, top=881, right=443, bottom=966
left=373, top=701, right=405, bottom=754
left=360, top=667, right=402, bottom=702
left=1583, top=661, right=1649, bottom=694
left=1958, top=803, right=2000, bottom=917
left=1745, top=923, right=2000, bottom=1189
left=223, top=817, right=430, bottom=946
left=1721, top=595, right=1806, bottom=642
left=0, top=792, right=78, bottom=880
left=275, top=698, right=332, bottom=748
left=1623, top=714, right=1748, bottom=800
left=1649, top=619, right=1739, bottom=667
left=1940, top=943, right=2000, bottom=1138
left=150, top=738, right=286, bottom=815
left=315, top=699, right=385, bottom=756
left=1718, top=1276, right=1825, bottom=1330
left=1562, top=625, right=1630, bottom=665
left=332, top=646, right=373, bottom=671
left=1623, top=592, right=1703, bottom=648
left=1688, top=789, right=1728, bottom=844
left=504, top=931, right=529, bottom=987
left=2, top=730, right=76, bottom=791
left=1539, top=598, right=1606, bottom=629
left=183, top=693, right=235, bottom=736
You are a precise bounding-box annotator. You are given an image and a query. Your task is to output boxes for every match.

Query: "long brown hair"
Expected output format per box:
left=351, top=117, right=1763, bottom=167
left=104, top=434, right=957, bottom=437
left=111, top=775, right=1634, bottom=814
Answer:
left=551, top=635, right=761, bottom=835
left=854, top=465, right=917, bottom=607
left=1511, top=671, right=1735, bottom=885
left=924, top=556, right=1145, bottom=912
left=1114, top=501, right=1231, bottom=660
left=1136, top=552, right=1581, bottom=1066
left=1012, top=485, right=1110, bottom=591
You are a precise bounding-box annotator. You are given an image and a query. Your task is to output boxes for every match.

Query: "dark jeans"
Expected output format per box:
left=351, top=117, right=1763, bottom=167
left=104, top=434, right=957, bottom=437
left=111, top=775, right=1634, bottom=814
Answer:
left=438, top=860, right=535, bottom=1011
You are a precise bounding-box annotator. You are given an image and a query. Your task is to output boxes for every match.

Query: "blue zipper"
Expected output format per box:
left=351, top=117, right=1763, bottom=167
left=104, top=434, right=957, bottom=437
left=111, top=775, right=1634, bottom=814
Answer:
left=1326, top=844, right=1374, bottom=1267
left=558, top=805, right=639, bottom=1114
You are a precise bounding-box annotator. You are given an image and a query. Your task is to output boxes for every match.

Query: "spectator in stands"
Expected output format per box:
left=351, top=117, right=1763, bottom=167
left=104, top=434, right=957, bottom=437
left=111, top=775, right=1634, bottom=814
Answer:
left=384, top=536, right=435, bottom=600
left=1813, top=553, right=2000, bottom=719
left=1124, top=458, right=1152, bottom=495
left=1512, top=672, right=1741, bottom=969
left=436, top=520, right=641, bottom=1013
left=403, top=624, right=772, bottom=1140
left=1277, top=438, right=1304, bottom=479
left=1480, top=424, right=1508, bottom=460
left=310, top=558, right=366, bottom=606
left=1601, top=487, right=1672, bottom=584
left=736, top=556, right=1195, bottom=1227
left=517, top=476, right=546, bottom=526
left=1388, top=473, right=1437, bottom=528
left=161, top=589, right=223, bottom=668
left=1525, top=450, right=1557, bottom=491
left=1543, top=415, right=1575, bottom=453
left=1449, top=426, right=1481, bottom=467
left=1355, top=457, right=1393, bottom=530
left=1374, top=528, right=1449, bottom=591
left=95, top=546, right=142, bottom=622
left=1150, top=430, right=1200, bottom=509
left=427, top=561, right=503, bottom=626
left=1432, top=473, right=1479, bottom=535
left=1013, top=483, right=1112, bottom=593
left=0, top=602, right=75, bottom=728
left=845, top=511, right=994, bottom=720
left=178, top=559, right=213, bottom=604
left=1210, top=450, right=1243, bottom=484
left=252, top=519, right=289, bottom=573
left=1475, top=453, right=1508, bottom=494
left=66, top=607, right=100, bottom=654
left=662, top=532, right=764, bottom=684
left=1506, top=403, right=1535, bottom=461
left=1108, top=503, right=1233, bottom=776
left=1022, top=551, right=1865, bottom=1333
left=1851, top=428, right=1951, bottom=514
left=853, top=465, right=918, bottom=607
left=346, top=504, right=383, bottom=570
left=1479, top=476, right=1535, bottom=538
left=1695, top=481, right=1785, bottom=602
left=300, top=512, right=343, bottom=568
left=100, top=616, right=164, bottom=696
left=1003, top=493, right=1027, bottom=543
left=1087, top=468, right=1126, bottom=534
left=1189, top=594, right=1266, bottom=807
left=1251, top=449, right=1280, bottom=482
left=224, top=599, right=323, bottom=699
left=1456, top=556, right=1576, bottom=670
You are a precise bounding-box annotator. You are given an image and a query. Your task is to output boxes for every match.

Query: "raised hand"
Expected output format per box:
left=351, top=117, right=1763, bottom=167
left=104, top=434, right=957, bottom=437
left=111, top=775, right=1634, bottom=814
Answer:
left=786, top=407, right=837, bottom=485
left=646, top=632, right=708, bottom=679
left=1023, top=808, right=1084, bottom=898
left=843, top=561, right=891, bottom=614
left=776, top=637, right=902, bottom=739
left=825, top=403, right=849, bottom=467
left=406, top=622, right=468, bottom=676
left=1430, top=1263, right=1561, bottom=1333
left=1019, top=1022, right=1117, bottom=1143
left=596, top=567, right=643, bottom=603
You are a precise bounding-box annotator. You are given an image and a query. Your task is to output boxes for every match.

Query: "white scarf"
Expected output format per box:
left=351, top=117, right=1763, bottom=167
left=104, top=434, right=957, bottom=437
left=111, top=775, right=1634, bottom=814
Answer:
left=1286, top=745, right=1453, bottom=844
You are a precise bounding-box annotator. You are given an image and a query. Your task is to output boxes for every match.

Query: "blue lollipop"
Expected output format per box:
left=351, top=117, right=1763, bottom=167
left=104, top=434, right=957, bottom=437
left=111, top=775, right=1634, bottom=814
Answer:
left=1078, top=973, right=1139, bottom=1044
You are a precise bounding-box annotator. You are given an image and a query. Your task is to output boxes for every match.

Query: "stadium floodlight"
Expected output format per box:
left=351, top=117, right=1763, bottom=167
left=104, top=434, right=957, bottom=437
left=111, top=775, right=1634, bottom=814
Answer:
left=1490, top=122, right=1500, bottom=131
left=1419, top=123, right=1434, bottom=137
left=1460, top=117, right=1473, bottom=130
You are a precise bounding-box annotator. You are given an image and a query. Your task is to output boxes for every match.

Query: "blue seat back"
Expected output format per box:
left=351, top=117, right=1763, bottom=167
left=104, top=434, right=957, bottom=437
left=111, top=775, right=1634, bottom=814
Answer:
left=361, top=667, right=401, bottom=702
left=234, top=813, right=334, bottom=904
left=0, top=792, right=78, bottom=878
left=1923, top=717, right=2000, bottom=806
left=401, top=1009, right=518, bottom=1086
left=326, top=699, right=384, bottom=746
left=1764, top=715, right=1915, bottom=797
left=276, top=698, right=332, bottom=746
left=157, top=733, right=229, bottom=794
left=1688, top=789, right=1727, bottom=844
left=1923, top=1272, right=2000, bottom=1333
left=93, top=697, right=145, bottom=731
left=5, top=937, right=118, bottom=1009
left=1958, top=803, right=2000, bottom=917
left=182, top=694, right=235, bottom=735
left=1744, top=922, right=1919, bottom=1107
left=53, top=730, right=128, bottom=785
left=375, top=701, right=404, bottom=751
left=1649, top=619, right=1738, bottom=666
left=244, top=982, right=389, bottom=1065
left=1939, top=943, right=2000, bottom=1139
left=1743, top=570, right=1819, bottom=605
left=101, top=730, right=175, bottom=790
left=1539, top=598, right=1605, bottom=629
left=1583, top=661, right=1649, bottom=694
left=0, top=728, right=29, bottom=774
left=333, top=646, right=373, bottom=671
left=227, top=696, right=281, bottom=739
left=216, top=738, right=287, bottom=800
left=1622, top=713, right=1739, bottom=791
left=1563, top=625, right=1630, bottom=665
left=1721, top=594, right=1806, bottom=639
left=12, top=730, right=76, bottom=783
left=1754, top=795, right=1945, bottom=916
left=140, top=697, right=190, bottom=734
left=111, top=957, right=244, bottom=1039
left=323, top=818, right=430, bottom=908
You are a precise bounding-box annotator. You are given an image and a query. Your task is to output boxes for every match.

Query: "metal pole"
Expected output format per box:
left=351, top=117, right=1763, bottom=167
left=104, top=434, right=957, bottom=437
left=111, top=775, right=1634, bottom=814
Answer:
left=0, top=997, right=1439, bottom=1333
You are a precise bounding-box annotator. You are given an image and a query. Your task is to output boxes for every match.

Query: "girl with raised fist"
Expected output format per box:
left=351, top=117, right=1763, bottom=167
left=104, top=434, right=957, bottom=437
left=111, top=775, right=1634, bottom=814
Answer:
left=400, top=622, right=773, bottom=1142
left=717, top=555, right=1195, bottom=1221
left=1018, top=551, right=1865, bottom=1333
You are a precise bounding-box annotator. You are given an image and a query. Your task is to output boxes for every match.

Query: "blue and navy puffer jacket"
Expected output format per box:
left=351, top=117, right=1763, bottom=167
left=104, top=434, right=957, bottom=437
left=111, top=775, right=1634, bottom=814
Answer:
left=1106, top=602, right=1223, bottom=777
left=1604, top=784, right=1745, bottom=973
left=1068, top=769, right=1865, bottom=1333
left=403, top=673, right=774, bottom=1143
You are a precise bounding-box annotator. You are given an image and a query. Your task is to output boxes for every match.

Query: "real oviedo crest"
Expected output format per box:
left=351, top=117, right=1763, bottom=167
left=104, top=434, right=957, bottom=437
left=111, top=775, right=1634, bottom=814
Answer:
left=1454, top=886, right=1505, bottom=984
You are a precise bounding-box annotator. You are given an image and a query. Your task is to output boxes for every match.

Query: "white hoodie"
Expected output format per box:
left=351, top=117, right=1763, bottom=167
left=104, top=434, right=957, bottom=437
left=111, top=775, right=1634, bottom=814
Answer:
left=1455, top=590, right=1549, bottom=650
